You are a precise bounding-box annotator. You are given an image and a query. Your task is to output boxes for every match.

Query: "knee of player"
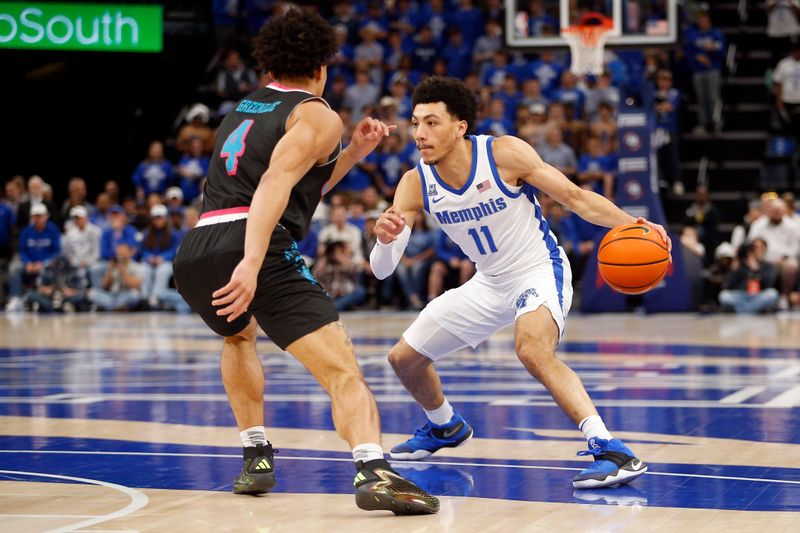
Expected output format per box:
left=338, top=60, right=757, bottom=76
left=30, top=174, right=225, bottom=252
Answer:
left=324, top=366, right=367, bottom=396
left=223, top=320, right=258, bottom=345
left=515, top=335, right=556, bottom=367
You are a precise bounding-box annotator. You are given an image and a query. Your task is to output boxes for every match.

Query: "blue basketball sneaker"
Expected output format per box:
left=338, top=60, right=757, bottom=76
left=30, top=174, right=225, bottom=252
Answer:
left=390, top=412, right=473, bottom=460
left=572, top=438, right=648, bottom=489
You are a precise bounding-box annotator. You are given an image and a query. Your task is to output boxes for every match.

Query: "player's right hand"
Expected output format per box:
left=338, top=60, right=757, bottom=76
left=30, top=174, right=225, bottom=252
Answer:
left=374, top=206, right=406, bottom=244
left=212, top=257, right=260, bottom=323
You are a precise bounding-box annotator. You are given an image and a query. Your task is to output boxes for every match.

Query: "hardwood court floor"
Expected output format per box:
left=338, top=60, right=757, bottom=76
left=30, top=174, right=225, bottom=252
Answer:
left=1, top=311, right=799, bottom=532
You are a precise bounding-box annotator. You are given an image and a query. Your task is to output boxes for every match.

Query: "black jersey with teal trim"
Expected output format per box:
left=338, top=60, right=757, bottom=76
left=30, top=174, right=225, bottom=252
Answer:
left=203, top=85, right=340, bottom=241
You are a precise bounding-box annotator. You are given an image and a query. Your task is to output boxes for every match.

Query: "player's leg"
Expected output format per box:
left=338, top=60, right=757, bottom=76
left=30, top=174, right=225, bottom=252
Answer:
left=387, top=332, right=474, bottom=460
left=388, top=274, right=506, bottom=460
left=284, top=320, right=439, bottom=515
left=514, top=303, right=646, bottom=489
left=220, top=317, right=277, bottom=495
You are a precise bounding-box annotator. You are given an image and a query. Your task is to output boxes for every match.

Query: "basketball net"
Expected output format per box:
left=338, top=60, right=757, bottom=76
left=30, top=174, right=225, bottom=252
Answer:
left=561, top=12, right=615, bottom=76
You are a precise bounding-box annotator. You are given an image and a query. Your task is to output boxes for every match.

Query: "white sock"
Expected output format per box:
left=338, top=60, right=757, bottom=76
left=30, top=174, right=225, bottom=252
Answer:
left=424, top=398, right=454, bottom=426
left=352, top=443, right=384, bottom=464
left=240, top=425, right=267, bottom=447
left=579, top=415, right=613, bottom=442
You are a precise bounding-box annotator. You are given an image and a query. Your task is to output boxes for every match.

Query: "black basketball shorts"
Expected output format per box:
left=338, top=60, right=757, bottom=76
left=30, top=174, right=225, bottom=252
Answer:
left=173, top=219, right=339, bottom=350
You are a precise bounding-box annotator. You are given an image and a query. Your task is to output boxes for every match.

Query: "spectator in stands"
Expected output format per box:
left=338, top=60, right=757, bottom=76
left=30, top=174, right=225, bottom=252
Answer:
left=525, top=50, right=564, bottom=97
left=537, top=127, right=577, bottom=179
left=774, top=40, right=800, bottom=144
left=411, top=25, right=440, bottom=73
left=747, top=197, right=800, bottom=307
left=395, top=212, right=435, bottom=309
left=361, top=185, right=389, bottom=218
left=0, top=199, right=13, bottom=306
left=6, top=203, right=61, bottom=311
left=684, top=10, right=726, bottom=133
left=26, top=255, right=87, bottom=313
left=92, top=205, right=139, bottom=287
left=561, top=102, right=589, bottom=155
left=553, top=71, right=586, bottom=119
left=519, top=102, right=548, bottom=148
left=516, top=0, right=558, bottom=36
left=578, top=136, right=615, bottom=199
left=132, top=141, right=173, bottom=202
left=731, top=200, right=762, bottom=250
left=388, top=77, right=413, bottom=119
left=685, top=185, right=721, bottom=266
left=63, top=205, right=101, bottom=276
left=590, top=102, right=618, bottom=154
left=477, top=98, right=516, bottom=136
left=375, top=133, right=410, bottom=199
left=140, top=204, right=179, bottom=308
left=680, top=225, right=706, bottom=261
left=88, top=243, right=145, bottom=311
left=168, top=208, right=187, bottom=240
left=421, top=0, right=448, bottom=47
left=443, top=29, right=474, bottom=80
left=520, top=78, right=550, bottom=110
left=319, top=204, right=365, bottom=265
left=165, top=187, right=184, bottom=210
left=766, top=1, right=800, bottom=66
left=355, top=22, right=385, bottom=85
left=60, top=177, right=93, bottom=227
left=703, top=242, right=736, bottom=311
left=215, top=49, right=258, bottom=105
left=3, top=179, right=23, bottom=219
left=451, top=0, right=484, bottom=47
left=719, top=240, right=780, bottom=313
left=473, top=19, right=503, bottom=79
left=343, top=66, right=380, bottom=121
left=312, top=240, right=367, bottom=311
left=585, top=71, right=621, bottom=119
left=177, top=103, right=215, bottom=154
left=652, top=69, right=683, bottom=195
left=91, top=192, right=113, bottom=231
left=427, top=231, right=475, bottom=301
left=483, top=50, right=518, bottom=92
left=17, top=176, right=56, bottom=229
left=495, top=74, right=523, bottom=121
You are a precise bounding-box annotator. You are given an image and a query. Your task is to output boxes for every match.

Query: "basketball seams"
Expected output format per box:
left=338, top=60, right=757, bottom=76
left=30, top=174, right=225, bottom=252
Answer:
left=605, top=262, right=670, bottom=291
left=598, top=235, right=669, bottom=254
left=598, top=258, right=670, bottom=267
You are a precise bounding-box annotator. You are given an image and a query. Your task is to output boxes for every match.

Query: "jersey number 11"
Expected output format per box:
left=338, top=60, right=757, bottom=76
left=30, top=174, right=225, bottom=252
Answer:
left=468, top=226, right=498, bottom=255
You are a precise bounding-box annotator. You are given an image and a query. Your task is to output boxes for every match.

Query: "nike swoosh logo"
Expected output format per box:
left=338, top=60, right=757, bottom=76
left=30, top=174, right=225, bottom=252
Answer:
left=629, top=459, right=643, bottom=470
left=431, top=196, right=445, bottom=204
left=442, top=422, right=464, bottom=439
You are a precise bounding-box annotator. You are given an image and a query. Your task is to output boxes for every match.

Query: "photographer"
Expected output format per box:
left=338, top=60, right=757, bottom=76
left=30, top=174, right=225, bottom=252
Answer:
left=26, top=255, right=88, bottom=313
left=88, top=243, right=146, bottom=311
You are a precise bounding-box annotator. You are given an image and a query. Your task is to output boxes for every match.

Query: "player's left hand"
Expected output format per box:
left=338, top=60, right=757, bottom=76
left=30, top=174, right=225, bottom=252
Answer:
left=636, top=217, right=672, bottom=256
left=212, top=257, right=260, bottom=322
left=348, top=117, right=396, bottom=160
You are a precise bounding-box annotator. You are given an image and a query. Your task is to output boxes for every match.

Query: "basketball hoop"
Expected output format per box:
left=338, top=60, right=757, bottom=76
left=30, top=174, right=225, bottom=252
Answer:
left=561, top=12, right=615, bottom=76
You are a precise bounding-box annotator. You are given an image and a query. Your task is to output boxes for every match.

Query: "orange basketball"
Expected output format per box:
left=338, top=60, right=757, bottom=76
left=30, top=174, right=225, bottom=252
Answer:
left=597, top=223, right=670, bottom=295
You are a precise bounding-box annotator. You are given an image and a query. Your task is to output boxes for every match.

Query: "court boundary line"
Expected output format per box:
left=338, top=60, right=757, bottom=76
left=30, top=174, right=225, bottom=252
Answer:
left=0, top=469, right=148, bottom=533
left=2, top=450, right=799, bottom=486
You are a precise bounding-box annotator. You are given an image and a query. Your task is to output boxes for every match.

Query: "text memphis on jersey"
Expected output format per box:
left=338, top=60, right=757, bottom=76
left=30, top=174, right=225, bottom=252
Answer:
left=434, top=197, right=508, bottom=225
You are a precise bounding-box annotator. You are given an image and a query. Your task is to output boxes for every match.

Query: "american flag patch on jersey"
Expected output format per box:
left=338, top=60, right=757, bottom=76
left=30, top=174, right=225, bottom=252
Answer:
left=476, top=180, right=492, bottom=193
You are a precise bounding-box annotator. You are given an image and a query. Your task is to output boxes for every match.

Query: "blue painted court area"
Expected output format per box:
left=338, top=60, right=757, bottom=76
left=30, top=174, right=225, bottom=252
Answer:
left=1, top=437, right=800, bottom=511
left=1, top=315, right=799, bottom=515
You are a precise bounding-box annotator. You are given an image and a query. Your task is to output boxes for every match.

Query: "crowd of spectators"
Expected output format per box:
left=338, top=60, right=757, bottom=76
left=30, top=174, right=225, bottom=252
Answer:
left=2, top=2, right=798, bottom=315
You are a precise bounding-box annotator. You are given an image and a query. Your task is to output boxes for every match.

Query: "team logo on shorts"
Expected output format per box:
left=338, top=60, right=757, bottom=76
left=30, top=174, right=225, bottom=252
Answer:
left=515, top=288, right=539, bottom=310
left=427, top=183, right=439, bottom=197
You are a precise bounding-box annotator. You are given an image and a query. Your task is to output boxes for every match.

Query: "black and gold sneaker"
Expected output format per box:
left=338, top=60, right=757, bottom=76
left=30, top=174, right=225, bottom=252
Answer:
left=232, top=443, right=277, bottom=495
left=354, top=458, right=439, bottom=515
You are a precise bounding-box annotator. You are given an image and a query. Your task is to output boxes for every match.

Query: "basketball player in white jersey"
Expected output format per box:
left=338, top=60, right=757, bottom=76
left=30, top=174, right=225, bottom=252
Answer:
left=370, top=77, right=671, bottom=489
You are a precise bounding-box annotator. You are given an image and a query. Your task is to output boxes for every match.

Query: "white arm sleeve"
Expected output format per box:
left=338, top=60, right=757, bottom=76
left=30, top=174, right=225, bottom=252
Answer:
left=369, top=225, right=411, bottom=280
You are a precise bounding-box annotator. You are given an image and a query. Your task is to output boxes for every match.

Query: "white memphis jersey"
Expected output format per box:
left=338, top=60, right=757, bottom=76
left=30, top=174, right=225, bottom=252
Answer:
left=418, top=135, right=567, bottom=279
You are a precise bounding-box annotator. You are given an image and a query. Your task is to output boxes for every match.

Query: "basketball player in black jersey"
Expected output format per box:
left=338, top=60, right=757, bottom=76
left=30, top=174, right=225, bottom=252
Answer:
left=173, top=10, right=438, bottom=515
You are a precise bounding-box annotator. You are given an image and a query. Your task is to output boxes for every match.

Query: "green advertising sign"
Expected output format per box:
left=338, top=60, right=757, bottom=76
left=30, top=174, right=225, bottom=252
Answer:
left=0, top=2, right=163, bottom=52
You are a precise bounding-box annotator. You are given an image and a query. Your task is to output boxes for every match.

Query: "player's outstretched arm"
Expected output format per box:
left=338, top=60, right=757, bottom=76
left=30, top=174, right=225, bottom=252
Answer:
left=369, top=168, right=424, bottom=279
left=212, top=101, right=343, bottom=322
left=322, top=117, right=395, bottom=195
left=492, top=135, right=671, bottom=251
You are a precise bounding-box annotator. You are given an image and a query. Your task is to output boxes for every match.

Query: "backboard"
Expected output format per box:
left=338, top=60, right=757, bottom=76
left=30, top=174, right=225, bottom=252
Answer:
left=505, top=0, right=678, bottom=48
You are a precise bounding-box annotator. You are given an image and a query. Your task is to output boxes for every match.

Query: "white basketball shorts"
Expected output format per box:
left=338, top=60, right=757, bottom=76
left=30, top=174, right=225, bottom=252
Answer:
left=403, top=256, right=573, bottom=361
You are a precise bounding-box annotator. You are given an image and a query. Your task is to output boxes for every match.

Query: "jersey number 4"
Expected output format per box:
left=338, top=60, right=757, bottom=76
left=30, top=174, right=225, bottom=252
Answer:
left=220, top=119, right=254, bottom=176
left=468, top=226, right=498, bottom=255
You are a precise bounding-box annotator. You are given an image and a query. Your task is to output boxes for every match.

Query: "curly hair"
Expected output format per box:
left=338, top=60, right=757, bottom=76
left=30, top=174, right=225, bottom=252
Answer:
left=412, top=76, right=478, bottom=136
left=252, top=9, right=338, bottom=79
